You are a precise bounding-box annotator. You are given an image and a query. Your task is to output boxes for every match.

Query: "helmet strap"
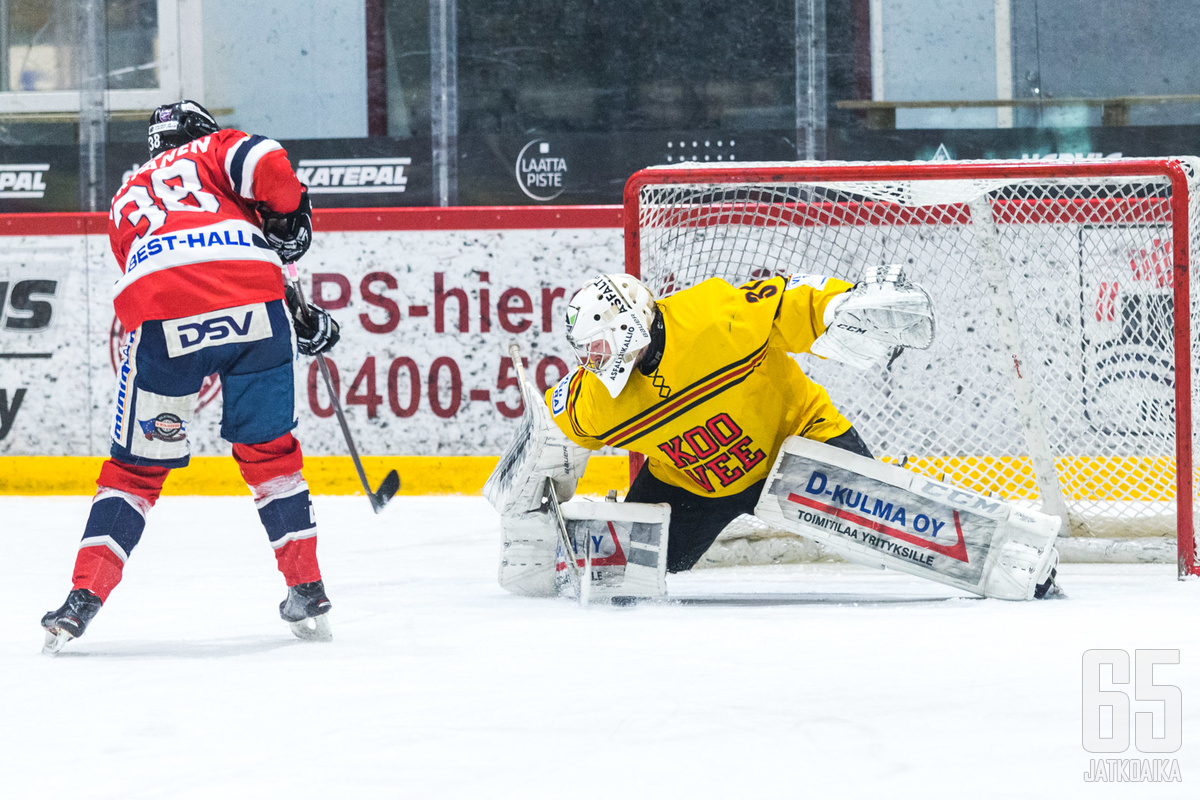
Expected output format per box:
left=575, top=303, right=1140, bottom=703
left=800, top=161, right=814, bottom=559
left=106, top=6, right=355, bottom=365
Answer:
left=637, top=306, right=666, bottom=375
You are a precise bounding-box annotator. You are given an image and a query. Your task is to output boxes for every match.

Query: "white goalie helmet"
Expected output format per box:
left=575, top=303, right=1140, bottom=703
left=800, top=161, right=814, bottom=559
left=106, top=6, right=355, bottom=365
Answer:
left=565, top=274, right=656, bottom=397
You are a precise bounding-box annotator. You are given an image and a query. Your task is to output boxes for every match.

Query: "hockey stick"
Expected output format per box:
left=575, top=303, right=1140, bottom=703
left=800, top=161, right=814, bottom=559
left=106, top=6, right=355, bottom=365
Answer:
left=543, top=475, right=583, bottom=598
left=287, top=264, right=400, bottom=513
left=509, top=342, right=587, bottom=598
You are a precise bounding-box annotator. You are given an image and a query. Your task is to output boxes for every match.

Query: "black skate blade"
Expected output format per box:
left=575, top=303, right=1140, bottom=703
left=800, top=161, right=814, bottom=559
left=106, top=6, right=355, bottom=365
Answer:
left=369, top=470, right=400, bottom=514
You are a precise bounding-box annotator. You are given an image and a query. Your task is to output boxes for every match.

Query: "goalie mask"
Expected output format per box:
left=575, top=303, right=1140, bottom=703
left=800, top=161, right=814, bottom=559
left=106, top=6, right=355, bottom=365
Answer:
left=565, top=274, right=656, bottom=397
left=147, top=100, right=220, bottom=158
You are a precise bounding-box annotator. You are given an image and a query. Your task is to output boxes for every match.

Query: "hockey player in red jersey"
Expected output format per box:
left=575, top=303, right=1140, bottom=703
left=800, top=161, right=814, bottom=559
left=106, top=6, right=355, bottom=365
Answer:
left=41, top=101, right=341, bottom=653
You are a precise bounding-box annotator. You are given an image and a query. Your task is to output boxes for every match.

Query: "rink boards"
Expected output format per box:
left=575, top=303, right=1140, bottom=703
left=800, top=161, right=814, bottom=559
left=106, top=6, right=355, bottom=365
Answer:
left=0, top=207, right=1185, bottom=500
left=0, top=208, right=630, bottom=493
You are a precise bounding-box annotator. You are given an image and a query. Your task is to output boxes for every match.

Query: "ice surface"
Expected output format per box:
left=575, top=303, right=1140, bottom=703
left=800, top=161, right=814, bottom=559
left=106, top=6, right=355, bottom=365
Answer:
left=2, top=495, right=1197, bottom=799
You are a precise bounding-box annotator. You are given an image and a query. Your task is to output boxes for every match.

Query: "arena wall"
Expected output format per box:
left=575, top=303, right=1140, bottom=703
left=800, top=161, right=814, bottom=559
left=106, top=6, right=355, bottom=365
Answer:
left=0, top=207, right=631, bottom=495
left=1, top=205, right=1181, bottom=506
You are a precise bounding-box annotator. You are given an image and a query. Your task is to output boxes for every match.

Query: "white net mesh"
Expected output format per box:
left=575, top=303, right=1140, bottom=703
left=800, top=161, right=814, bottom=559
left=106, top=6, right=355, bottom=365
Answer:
left=629, top=159, right=1199, bottom=572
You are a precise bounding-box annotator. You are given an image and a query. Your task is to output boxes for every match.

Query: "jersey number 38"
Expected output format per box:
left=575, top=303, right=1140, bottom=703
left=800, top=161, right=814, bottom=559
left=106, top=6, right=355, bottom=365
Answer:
left=111, top=159, right=221, bottom=236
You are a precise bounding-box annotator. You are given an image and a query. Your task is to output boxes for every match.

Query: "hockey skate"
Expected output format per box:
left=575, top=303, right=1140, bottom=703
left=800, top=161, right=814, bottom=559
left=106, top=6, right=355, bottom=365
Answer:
left=41, top=589, right=103, bottom=656
left=280, top=580, right=332, bottom=642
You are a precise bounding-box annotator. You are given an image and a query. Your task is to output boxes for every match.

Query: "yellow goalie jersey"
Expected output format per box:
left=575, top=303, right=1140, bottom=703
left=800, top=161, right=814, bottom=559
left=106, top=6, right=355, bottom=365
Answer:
left=545, top=274, right=855, bottom=498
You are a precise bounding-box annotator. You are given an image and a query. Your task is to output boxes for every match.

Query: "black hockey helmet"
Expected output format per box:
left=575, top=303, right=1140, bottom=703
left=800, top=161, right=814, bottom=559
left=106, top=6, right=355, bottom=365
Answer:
left=147, top=100, right=220, bottom=158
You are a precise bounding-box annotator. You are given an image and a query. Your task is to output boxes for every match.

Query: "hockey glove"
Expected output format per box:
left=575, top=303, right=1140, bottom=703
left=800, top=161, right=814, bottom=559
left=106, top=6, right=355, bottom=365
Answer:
left=811, top=264, right=935, bottom=369
left=483, top=376, right=591, bottom=515
left=285, top=283, right=341, bottom=356
left=260, top=188, right=313, bottom=265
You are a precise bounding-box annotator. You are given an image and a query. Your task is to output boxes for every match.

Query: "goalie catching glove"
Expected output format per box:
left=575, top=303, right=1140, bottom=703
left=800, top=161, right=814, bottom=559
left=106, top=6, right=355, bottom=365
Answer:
left=811, top=264, right=935, bottom=369
left=285, top=283, right=340, bottom=356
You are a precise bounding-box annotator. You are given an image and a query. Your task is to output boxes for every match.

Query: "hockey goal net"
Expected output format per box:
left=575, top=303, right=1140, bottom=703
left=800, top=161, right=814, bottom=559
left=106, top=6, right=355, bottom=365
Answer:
left=624, top=159, right=1200, bottom=578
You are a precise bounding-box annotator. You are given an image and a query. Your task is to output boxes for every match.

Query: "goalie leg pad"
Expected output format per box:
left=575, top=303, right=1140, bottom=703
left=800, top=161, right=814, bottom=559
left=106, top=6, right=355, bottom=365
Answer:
left=499, top=500, right=671, bottom=601
left=556, top=501, right=671, bottom=602
left=753, top=437, right=1061, bottom=600
left=498, top=508, right=562, bottom=597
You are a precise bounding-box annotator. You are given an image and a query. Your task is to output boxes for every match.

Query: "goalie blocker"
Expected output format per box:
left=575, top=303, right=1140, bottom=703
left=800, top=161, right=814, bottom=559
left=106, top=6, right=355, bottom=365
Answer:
left=754, top=437, right=1061, bottom=600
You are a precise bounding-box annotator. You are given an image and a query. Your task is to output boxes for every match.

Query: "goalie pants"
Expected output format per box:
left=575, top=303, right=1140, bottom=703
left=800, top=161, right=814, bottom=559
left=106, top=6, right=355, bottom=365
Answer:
left=627, top=427, right=872, bottom=572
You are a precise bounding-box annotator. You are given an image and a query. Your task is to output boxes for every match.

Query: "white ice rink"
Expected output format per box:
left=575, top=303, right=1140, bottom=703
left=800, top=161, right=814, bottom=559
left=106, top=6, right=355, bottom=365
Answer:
left=2, top=494, right=1197, bottom=799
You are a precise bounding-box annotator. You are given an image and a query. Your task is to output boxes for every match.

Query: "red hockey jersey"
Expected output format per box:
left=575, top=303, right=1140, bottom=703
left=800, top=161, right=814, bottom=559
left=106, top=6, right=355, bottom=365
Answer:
left=108, top=129, right=303, bottom=330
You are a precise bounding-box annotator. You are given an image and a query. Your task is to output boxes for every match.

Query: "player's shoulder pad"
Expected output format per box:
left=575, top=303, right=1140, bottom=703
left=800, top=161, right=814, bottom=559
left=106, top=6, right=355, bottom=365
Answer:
left=211, top=127, right=251, bottom=141
left=205, top=128, right=257, bottom=154
left=223, top=132, right=286, bottom=201
left=784, top=273, right=831, bottom=291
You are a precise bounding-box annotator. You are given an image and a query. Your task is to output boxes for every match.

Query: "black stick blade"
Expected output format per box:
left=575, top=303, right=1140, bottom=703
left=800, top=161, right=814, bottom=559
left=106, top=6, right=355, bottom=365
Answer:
left=370, top=470, right=401, bottom=514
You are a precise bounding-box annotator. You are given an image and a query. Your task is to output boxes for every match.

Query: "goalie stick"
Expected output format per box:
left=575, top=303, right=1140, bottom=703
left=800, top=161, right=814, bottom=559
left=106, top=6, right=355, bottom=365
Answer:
left=507, top=342, right=588, bottom=598
left=544, top=475, right=585, bottom=598
left=286, top=263, right=400, bottom=513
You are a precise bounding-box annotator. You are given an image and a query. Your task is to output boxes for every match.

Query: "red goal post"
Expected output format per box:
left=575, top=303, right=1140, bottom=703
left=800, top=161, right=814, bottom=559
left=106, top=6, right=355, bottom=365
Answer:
left=623, top=158, right=1199, bottom=578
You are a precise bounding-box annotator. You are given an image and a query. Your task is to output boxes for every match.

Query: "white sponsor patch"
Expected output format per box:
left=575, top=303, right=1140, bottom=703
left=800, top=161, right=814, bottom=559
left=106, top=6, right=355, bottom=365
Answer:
left=786, top=273, right=830, bottom=290
left=178, top=101, right=210, bottom=119
left=126, top=388, right=196, bottom=462
left=0, top=163, right=49, bottom=199
left=515, top=139, right=567, bottom=202
left=115, top=219, right=280, bottom=296
left=296, top=158, right=411, bottom=194
left=162, top=303, right=272, bottom=358
left=550, top=373, right=573, bottom=416
left=112, top=329, right=139, bottom=444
